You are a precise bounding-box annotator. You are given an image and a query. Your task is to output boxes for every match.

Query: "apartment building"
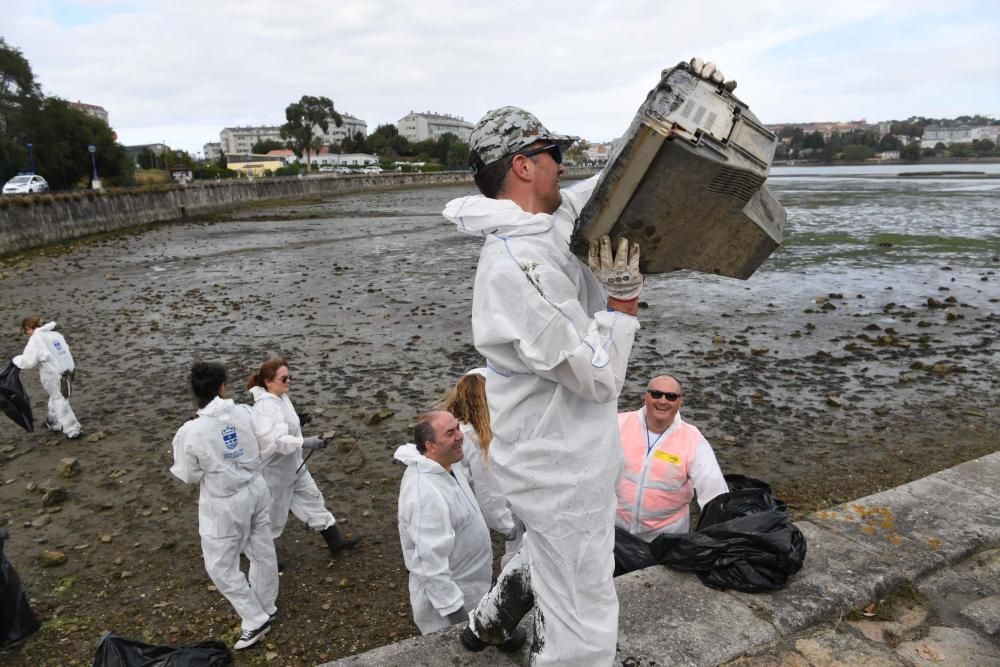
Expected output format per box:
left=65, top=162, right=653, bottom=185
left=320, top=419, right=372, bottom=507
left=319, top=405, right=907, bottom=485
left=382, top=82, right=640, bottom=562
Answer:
left=219, top=113, right=368, bottom=154
left=203, top=142, right=222, bottom=162
left=920, top=125, right=1000, bottom=148
left=396, top=111, right=474, bottom=142
left=70, top=101, right=110, bottom=125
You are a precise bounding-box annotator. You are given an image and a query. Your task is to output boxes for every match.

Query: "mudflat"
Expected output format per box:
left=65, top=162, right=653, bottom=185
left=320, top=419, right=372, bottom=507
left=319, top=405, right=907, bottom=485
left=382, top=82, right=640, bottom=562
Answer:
left=0, top=181, right=997, bottom=665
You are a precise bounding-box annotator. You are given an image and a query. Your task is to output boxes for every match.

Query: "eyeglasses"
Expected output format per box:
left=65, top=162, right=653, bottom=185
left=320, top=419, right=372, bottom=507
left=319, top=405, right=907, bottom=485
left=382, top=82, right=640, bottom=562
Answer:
left=516, top=143, right=562, bottom=165
left=647, top=390, right=682, bottom=401
left=278, top=375, right=291, bottom=384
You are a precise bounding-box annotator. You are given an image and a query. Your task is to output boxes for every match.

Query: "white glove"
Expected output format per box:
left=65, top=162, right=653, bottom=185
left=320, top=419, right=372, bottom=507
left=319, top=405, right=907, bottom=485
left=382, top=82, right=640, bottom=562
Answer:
left=301, top=435, right=326, bottom=450
left=588, top=235, right=643, bottom=301
left=689, top=57, right=737, bottom=92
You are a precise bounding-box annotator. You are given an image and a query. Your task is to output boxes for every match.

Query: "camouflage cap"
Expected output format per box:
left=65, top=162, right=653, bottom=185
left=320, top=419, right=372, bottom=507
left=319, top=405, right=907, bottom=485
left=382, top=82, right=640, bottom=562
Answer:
left=468, top=106, right=579, bottom=174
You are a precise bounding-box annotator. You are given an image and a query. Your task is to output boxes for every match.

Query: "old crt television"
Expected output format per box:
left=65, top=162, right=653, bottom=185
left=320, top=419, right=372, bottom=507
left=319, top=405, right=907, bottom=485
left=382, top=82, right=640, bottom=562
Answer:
left=571, top=62, right=786, bottom=279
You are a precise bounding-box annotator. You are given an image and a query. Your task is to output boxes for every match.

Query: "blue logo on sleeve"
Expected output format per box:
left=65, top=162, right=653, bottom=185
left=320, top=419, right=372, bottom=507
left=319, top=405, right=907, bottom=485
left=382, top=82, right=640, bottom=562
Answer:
left=53, top=340, right=64, bottom=352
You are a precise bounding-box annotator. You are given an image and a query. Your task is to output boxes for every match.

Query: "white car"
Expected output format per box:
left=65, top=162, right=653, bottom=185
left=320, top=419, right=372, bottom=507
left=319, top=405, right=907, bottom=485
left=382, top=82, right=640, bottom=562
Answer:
left=3, top=174, right=50, bottom=195
left=361, top=166, right=383, bottom=174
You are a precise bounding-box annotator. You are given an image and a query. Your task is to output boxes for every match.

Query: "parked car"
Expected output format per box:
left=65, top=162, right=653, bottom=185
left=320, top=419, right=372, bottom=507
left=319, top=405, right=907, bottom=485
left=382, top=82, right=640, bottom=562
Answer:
left=361, top=166, right=383, bottom=174
left=3, top=174, right=50, bottom=195
left=333, top=166, right=354, bottom=174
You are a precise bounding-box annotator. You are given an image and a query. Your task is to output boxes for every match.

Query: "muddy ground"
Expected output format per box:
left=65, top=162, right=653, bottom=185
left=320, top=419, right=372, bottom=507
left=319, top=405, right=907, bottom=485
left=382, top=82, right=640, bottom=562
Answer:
left=0, top=184, right=997, bottom=666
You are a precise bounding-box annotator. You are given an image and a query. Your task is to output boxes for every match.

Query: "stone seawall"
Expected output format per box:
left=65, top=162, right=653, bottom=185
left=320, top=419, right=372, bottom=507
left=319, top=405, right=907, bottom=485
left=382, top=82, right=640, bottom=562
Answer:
left=0, top=171, right=473, bottom=256
left=0, top=168, right=599, bottom=257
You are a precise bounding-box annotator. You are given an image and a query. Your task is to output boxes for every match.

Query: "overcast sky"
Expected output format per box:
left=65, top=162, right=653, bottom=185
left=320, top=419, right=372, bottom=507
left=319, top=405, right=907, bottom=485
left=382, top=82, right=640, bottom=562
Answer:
left=3, top=0, right=998, bottom=155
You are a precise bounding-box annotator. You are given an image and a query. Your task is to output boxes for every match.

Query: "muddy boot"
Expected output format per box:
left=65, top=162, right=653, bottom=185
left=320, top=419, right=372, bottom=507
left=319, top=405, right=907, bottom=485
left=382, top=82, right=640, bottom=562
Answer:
left=321, top=524, right=360, bottom=556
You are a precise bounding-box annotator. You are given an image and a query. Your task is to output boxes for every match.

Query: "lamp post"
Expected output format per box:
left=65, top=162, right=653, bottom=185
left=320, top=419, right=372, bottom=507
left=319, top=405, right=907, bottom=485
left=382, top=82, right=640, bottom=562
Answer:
left=88, top=144, right=102, bottom=190
left=26, top=143, right=34, bottom=174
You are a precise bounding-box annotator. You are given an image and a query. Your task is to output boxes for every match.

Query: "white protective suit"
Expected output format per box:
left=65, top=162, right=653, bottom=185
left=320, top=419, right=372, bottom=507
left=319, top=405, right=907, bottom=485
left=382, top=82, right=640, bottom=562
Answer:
left=170, top=396, right=283, bottom=631
left=458, top=423, right=522, bottom=566
left=443, top=175, right=640, bottom=666
left=394, top=443, right=492, bottom=635
left=13, top=322, right=80, bottom=437
left=248, top=386, right=336, bottom=537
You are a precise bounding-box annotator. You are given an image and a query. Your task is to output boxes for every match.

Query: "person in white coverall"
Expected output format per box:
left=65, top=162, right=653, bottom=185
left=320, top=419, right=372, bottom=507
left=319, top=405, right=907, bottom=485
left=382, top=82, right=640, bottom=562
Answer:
left=246, top=357, right=361, bottom=558
left=441, top=58, right=731, bottom=666
left=616, top=374, right=728, bottom=541
left=442, top=109, right=643, bottom=664
left=170, top=361, right=288, bottom=651
left=394, top=411, right=503, bottom=638
left=13, top=317, right=80, bottom=438
left=441, top=369, right=525, bottom=567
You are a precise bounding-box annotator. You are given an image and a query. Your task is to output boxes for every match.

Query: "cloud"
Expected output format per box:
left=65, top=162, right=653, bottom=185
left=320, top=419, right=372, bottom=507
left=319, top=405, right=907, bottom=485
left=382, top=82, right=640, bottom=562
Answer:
left=4, top=0, right=997, bottom=153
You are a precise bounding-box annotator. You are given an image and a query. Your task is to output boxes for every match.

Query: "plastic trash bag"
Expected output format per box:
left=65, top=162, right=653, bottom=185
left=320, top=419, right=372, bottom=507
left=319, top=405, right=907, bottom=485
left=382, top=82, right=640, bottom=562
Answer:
left=0, top=360, right=34, bottom=432
left=649, top=474, right=806, bottom=592
left=613, top=526, right=657, bottom=577
left=92, top=632, right=233, bottom=667
left=1, top=528, right=41, bottom=646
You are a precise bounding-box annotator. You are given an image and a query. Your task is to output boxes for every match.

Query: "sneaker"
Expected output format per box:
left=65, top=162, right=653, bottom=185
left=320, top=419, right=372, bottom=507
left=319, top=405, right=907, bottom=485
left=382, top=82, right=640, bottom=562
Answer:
left=459, top=626, right=488, bottom=652
left=66, top=432, right=81, bottom=440
left=233, top=618, right=272, bottom=650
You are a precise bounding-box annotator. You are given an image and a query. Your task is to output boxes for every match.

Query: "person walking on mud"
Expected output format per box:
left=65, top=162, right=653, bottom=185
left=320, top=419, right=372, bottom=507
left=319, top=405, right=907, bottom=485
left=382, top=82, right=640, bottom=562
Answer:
left=170, top=361, right=281, bottom=650
left=246, top=357, right=361, bottom=561
left=14, top=316, right=81, bottom=439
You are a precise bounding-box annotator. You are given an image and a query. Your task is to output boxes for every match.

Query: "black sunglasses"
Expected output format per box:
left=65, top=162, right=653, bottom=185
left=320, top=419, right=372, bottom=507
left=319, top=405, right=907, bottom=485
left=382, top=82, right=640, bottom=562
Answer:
left=648, top=389, right=682, bottom=401
left=278, top=374, right=291, bottom=384
left=516, top=143, right=562, bottom=164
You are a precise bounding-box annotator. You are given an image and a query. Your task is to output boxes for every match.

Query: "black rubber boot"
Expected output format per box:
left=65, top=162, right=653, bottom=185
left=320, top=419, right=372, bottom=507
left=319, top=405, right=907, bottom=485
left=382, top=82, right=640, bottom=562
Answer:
left=321, top=524, right=361, bottom=556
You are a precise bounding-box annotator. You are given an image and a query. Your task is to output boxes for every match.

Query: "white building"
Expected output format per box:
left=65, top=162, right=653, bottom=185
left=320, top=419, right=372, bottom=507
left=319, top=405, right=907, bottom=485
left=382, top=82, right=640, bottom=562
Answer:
left=220, top=126, right=283, bottom=154
left=266, top=148, right=377, bottom=168
left=220, top=112, right=368, bottom=154
left=319, top=113, right=367, bottom=146
left=397, top=111, right=474, bottom=142
left=920, top=125, right=1000, bottom=148
left=70, top=101, right=109, bottom=125
left=203, top=142, right=222, bottom=162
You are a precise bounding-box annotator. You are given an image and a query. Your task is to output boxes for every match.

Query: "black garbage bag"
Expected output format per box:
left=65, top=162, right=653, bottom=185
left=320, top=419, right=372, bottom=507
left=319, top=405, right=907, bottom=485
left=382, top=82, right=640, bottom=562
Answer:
left=0, top=360, right=34, bottom=432
left=613, top=526, right=657, bottom=577
left=92, top=632, right=233, bottom=667
left=1, top=528, right=41, bottom=646
left=649, top=474, right=806, bottom=592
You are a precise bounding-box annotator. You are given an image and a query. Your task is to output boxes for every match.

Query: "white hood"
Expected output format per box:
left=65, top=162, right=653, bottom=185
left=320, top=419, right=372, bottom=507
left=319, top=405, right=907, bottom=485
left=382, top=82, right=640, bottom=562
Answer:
left=442, top=195, right=554, bottom=238
left=248, top=386, right=273, bottom=403
left=196, top=396, right=236, bottom=419
left=393, top=443, right=448, bottom=474
left=39, top=322, right=57, bottom=332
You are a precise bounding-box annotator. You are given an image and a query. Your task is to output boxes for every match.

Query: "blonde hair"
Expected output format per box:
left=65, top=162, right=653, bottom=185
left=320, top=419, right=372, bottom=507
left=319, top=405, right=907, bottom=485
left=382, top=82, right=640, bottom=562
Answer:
left=440, top=373, right=492, bottom=457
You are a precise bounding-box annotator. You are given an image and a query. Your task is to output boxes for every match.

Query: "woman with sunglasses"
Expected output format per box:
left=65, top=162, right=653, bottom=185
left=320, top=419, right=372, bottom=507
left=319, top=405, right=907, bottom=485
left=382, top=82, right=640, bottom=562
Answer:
left=246, top=358, right=361, bottom=559
left=440, top=369, right=524, bottom=567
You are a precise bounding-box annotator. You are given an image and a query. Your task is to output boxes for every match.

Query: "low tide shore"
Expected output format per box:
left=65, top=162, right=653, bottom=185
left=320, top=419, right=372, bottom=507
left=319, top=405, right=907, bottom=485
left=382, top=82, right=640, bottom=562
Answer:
left=0, top=181, right=996, bottom=665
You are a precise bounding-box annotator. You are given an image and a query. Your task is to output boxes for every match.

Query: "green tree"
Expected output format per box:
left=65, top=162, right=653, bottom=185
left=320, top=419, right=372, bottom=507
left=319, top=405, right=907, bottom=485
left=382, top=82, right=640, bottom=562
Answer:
left=280, top=95, right=342, bottom=172
left=878, top=134, right=902, bottom=150
left=948, top=142, right=973, bottom=157
left=802, top=131, right=825, bottom=150
left=842, top=144, right=874, bottom=161
left=565, top=139, right=591, bottom=165
left=900, top=142, right=922, bottom=161
left=972, top=138, right=996, bottom=153
left=252, top=139, right=286, bottom=154
left=1, top=38, right=133, bottom=188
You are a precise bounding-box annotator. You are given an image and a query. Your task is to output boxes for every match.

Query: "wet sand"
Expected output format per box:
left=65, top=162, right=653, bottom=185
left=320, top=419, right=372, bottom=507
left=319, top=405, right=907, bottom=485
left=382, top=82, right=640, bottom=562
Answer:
left=0, top=183, right=997, bottom=665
